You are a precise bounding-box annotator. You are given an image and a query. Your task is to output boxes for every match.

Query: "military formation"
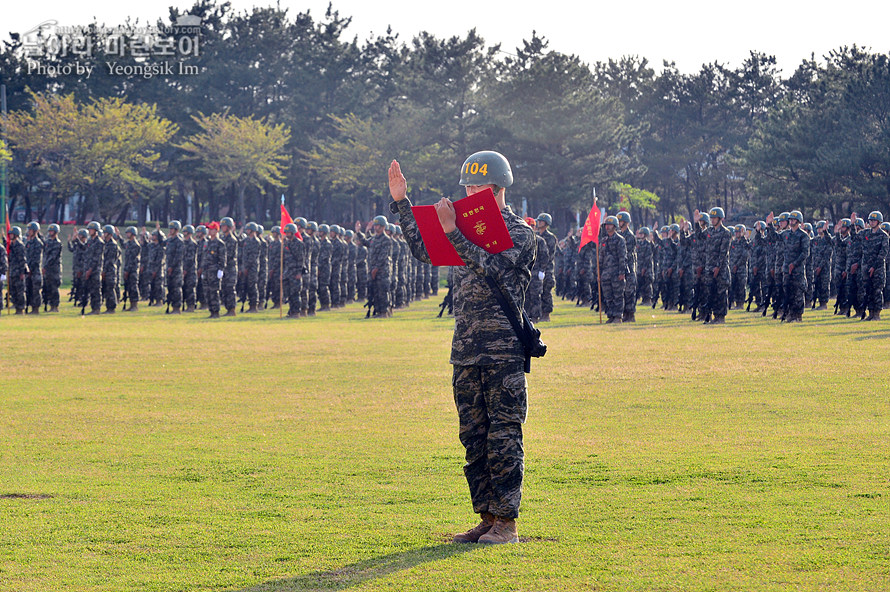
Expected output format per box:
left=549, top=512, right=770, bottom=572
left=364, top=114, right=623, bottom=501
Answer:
left=1, top=216, right=439, bottom=318
left=554, top=208, right=890, bottom=323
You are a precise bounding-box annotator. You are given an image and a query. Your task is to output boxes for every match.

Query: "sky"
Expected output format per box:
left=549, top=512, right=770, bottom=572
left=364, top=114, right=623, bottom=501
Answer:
left=3, top=0, right=889, bottom=73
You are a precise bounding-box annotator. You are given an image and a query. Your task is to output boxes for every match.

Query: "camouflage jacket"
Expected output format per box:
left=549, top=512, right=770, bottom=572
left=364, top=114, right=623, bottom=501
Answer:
left=43, top=236, right=62, bottom=277
left=833, top=234, right=848, bottom=274
left=223, top=233, right=238, bottom=273
left=202, top=236, right=226, bottom=276
left=812, top=234, right=833, bottom=272
left=166, top=235, right=184, bottom=273
left=618, top=227, right=636, bottom=275
left=636, top=239, right=654, bottom=276
left=241, top=235, right=261, bottom=273
left=68, top=238, right=85, bottom=274
left=861, top=228, right=889, bottom=272
left=283, top=236, right=306, bottom=277
left=316, top=237, right=332, bottom=278
left=367, top=232, right=392, bottom=278
left=783, top=227, right=810, bottom=273
left=702, top=224, right=731, bottom=271
left=268, top=239, right=282, bottom=276
left=532, top=234, right=548, bottom=273
left=102, top=237, right=121, bottom=275
left=395, top=198, right=535, bottom=366
left=148, top=241, right=165, bottom=274
left=182, top=237, right=198, bottom=276
left=598, top=231, right=626, bottom=279
left=540, top=229, right=557, bottom=275
left=123, top=239, right=141, bottom=275
left=84, top=236, right=105, bottom=275
left=25, top=236, right=43, bottom=274
left=8, top=240, right=28, bottom=276
left=728, top=237, right=750, bottom=273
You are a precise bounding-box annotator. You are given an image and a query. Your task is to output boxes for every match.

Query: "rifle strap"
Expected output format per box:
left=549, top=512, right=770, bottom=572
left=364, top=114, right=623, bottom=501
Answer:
left=483, top=274, right=531, bottom=373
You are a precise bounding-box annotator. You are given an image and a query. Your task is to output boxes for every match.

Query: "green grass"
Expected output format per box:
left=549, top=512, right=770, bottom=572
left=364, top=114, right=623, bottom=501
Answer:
left=1, top=295, right=888, bottom=591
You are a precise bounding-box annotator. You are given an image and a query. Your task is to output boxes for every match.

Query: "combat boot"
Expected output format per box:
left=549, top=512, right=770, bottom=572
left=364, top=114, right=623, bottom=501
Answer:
left=87, top=309, right=101, bottom=316
left=208, top=311, right=220, bottom=319
left=128, top=303, right=139, bottom=312
left=478, top=516, right=519, bottom=545
left=29, top=309, right=39, bottom=315
left=817, top=303, right=828, bottom=310
left=246, top=305, right=258, bottom=314
left=15, top=309, right=24, bottom=315
left=873, top=310, right=881, bottom=321
left=452, top=512, right=495, bottom=544
left=539, top=313, right=550, bottom=322
left=49, top=306, right=59, bottom=313
left=186, top=305, right=195, bottom=313
left=169, top=308, right=181, bottom=314
left=710, top=315, right=725, bottom=324
left=103, top=309, right=116, bottom=314
left=624, top=312, right=635, bottom=323
left=224, top=308, right=236, bottom=317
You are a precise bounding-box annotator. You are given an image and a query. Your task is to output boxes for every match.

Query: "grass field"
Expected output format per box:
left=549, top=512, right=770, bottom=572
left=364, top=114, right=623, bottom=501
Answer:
left=1, top=294, right=889, bottom=591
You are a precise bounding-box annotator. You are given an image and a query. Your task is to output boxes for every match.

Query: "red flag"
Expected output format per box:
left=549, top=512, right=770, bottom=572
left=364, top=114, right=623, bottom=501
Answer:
left=579, top=203, right=601, bottom=251
left=280, top=204, right=302, bottom=241
left=5, top=207, right=10, bottom=255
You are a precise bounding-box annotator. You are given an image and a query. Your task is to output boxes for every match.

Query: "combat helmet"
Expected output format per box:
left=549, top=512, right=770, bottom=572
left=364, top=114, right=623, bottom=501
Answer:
left=536, top=213, right=552, bottom=226
left=868, top=211, right=883, bottom=223
left=459, top=151, right=513, bottom=188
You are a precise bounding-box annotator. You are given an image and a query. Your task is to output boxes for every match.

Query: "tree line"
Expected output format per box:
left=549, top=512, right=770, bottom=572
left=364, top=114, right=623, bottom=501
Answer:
left=1, top=0, right=888, bottom=231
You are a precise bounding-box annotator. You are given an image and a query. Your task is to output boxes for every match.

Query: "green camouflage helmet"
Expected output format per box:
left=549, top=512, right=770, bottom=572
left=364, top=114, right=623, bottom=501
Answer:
left=271, top=225, right=281, bottom=235
left=318, top=223, right=330, bottom=234
left=169, top=220, right=182, bottom=231
left=220, top=216, right=235, bottom=229
left=839, top=218, right=852, bottom=229
left=735, top=224, right=745, bottom=233
left=27, top=221, right=40, bottom=232
left=395, top=226, right=403, bottom=235
left=345, top=229, right=354, bottom=238
left=295, top=217, right=307, bottom=228
left=699, top=211, right=710, bottom=222
left=803, top=222, right=813, bottom=234
left=660, top=225, right=669, bottom=234
left=868, top=211, right=883, bottom=223
left=536, top=213, right=552, bottom=226
left=307, top=221, right=318, bottom=231
left=103, top=224, right=115, bottom=235
left=788, top=210, right=803, bottom=223
left=603, top=215, right=619, bottom=228
left=126, top=226, right=138, bottom=235
left=854, top=217, right=866, bottom=229
left=9, top=226, right=22, bottom=237
left=670, top=223, right=680, bottom=233
left=881, top=222, right=890, bottom=232
left=77, top=228, right=88, bottom=238
left=708, top=206, right=725, bottom=219
left=373, top=215, right=388, bottom=226
left=182, top=224, right=194, bottom=234
left=256, top=224, right=264, bottom=234
left=283, top=223, right=297, bottom=234
left=616, top=211, right=631, bottom=224
left=48, top=223, right=60, bottom=234
left=778, top=212, right=790, bottom=222
left=815, top=220, right=826, bottom=230
left=385, top=223, right=396, bottom=233
left=244, top=222, right=257, bottom=233
left=459, top=150, right=513, bottom=188
left=640, top=226, right=651, bottom=236
left=195, top=225, right=206, bottom=235
left=87, top=221, right=101, bottom=232
left=331, top=225, right=342, bottom=235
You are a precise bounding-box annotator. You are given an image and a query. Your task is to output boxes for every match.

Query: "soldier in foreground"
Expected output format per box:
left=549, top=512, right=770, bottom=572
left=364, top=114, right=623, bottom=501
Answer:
left=122, top=227, right=141, bottom=311
left=43, top=224, right=62, bottom=312
left=390, top=151, right=535, bottom=544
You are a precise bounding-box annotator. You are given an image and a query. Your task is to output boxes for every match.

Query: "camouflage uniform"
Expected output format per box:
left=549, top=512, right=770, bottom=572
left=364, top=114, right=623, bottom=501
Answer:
left=599, top=230, right=627, bottom=321
left=123, top=237, right=141, bottom=305
left=367, top=231, right=392, bottom=315
left=783, top=227, right=810, bottom=320
left=395, top=197, right=534, bottom=519
left=7, top=238, right=27, bottom=312
left=166, top=233, right=184, bottom=310
left=221, top=231, right=238, bottom=312
left=812, top=232, right=833, bottom=307
left=316, top=235, right=332, bottom=309
left=729, top=235, right=750, bottom=307
left=540, top=229, right=557, bottom=315
left=699, top=223, right=731, bottom=321
left=524, top=233, right=547, bottom=320
left=257, top=234, right=268, bottom=308
left=241, top=234, right=261, bottom=309
left=833, top=233, right=849, bottom=312
left=306, top=233, right=320, bottom=314
left=84, top=234, right=105, bottom=313
left=0, top=244, right=6, bottom=308
left=67, top=235, right=86, bottom=305
left=285, top=235, right=305, bottom=316
left=25, top=234, right=43, bottom=312
left=861, top=226, right=889, bottom=315
left=330, top=236, right=344, bottom=307
left=195, top=234, right=206, bottom=308
left=43, top=235, right=63, bottom=309
left=618, top=227, right=636, bottom=318
left=660, top=237, right=679, bottom=309
left=575, top=241, right=595, bottom=305
left=202, top=235, right=226, bottom=314
left=636, top=238, right=654, bottom=304
left=268, top=237, right=284, bottom=307
left=139, top=236, right=152, bottom=301
left=183, top=235, right=198, bottom=310
left=148, top=238, right=165, bottom=305
left=679, top=229, right=696, bottom=312
left=847, top=229, right=864, bottom=316
left=356, top=239, right=368, bottom=301
left=102, top=235, right=121, bottom=311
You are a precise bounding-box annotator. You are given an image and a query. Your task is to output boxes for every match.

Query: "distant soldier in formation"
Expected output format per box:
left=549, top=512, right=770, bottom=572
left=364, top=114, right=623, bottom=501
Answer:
left=139, top=229, right=152, bottom=301
left=368, top=216, right=393, bottom=317
left=329, top=225, right=344, bottom=308
left=257, top=224, right=268, bottom=309
left=599, top=216, right=626, bottom=323
left=43, top=223, right=62, bottom=312
left=636, top=227, right=654, bottom=306
left=122, top=227, right=141, bottom=311
left=523, top=216, right=547, bottom=322
left=83, top=221, right=105, bottom=315
left=316, top=224, right=332, bottom=311
left=616, top=212, right=637, bottom=322
left=101, top=225, right=120, bottom=313
left=354, top=227, right=369, bottom=302
left=195, top=226, right=207, bottom=310
left=220, top=217, right=238, bottom=316
left=812, top=221, right=833, bottom=309
left=165, top=221, right=184, bottom=313
left=68, top=227, right=87, bottom=306
left=861, top=211, right=889, bottom=321
left=24, top=222, right=43, bottom=314
left=697, top=207, right=731, bottom=324
left=148, top=230, right=166, bottom=306
left=268, top=226, right=283, bottom=309
left=729, top=224, right=750, bottom=309
left=240, top=222, right=262, bottom=313
left=283, top=223, right=305, bottom=318
left=534, top=213, right=557, bottom=322
left=201, top=222, right=226, bottom=319
left=7, top=227, right=27, bottom=313
left=182, top=225, right=198, bottom=313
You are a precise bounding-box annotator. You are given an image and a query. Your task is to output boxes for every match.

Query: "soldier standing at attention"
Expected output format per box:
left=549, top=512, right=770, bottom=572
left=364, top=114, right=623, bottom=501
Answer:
left=83, top=222, right=105, bottom=315
left=148, top=230, right=166, bottom=306
left=729, top=224, right=750, bottom=309
left=67, top=227, right=86, bottom=306
left=390, top=151, right=534, bottom=544
left=219, top=217, right=238, bottom=316
left=101, top=225, right=121, bottom=313
left=616, top=212, right=636, bottom=322
left=534, top=213, right=557, bottom=322
left=43, top=224, right=63, bottom=312
left=316, top=224, right=333, bottom=311
left=182, top=225, right=198, bottom=313
left=524, top=216, right=546, bottom=322
left=0, top=231, right=7, bottom=309
left=696, top=207, right=731, bottom=324
left=305, top=221, right=320, bottom=316
left=7, top=227, right=27, bottom=314
left=194, top=226, right=207, bottom=310
left=812, top=221, right=833, bottom=310
left=354, top=228, right=369, bottom=302
left=122, top=227, right=141, bottom=311
left=781, top=210, right=810, bottom=323
left=329, top=225, right=344, bottom=308
left=636, top=227, right=654, bottom=306
left=598, top=216, right=627, bottom=323
left=24, top=222, right=43, bottom=314
left=166, top=221, right=184, bottom=313
left=240, top=222, right=261, bottom=313
left=139, top=229, right=151, bottom=302
left=256, top=224, right=268, bottom=309
left=861, top=211, right=889, bottom=321
left=268, top=226, right=283, bottom=309
left=283, top=223, right=305, bottom=318
left=200, top=222, right=226, bottom=319
left=367, top=216, right=393, bottom=317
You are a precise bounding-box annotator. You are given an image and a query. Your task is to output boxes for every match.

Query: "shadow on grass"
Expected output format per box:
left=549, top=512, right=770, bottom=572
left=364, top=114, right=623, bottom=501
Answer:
left=232, top=544, right=478, bottom=592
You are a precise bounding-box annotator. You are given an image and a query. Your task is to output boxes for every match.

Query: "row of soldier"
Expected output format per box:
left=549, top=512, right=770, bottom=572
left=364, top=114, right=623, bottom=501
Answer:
left=1, top=217, right=439, bottom=317
left=554, top=208, right=890, bottom=323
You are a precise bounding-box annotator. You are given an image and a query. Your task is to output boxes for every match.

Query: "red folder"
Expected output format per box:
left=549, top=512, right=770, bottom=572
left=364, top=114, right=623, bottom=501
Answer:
left=410, top=188, right=514, bottom=266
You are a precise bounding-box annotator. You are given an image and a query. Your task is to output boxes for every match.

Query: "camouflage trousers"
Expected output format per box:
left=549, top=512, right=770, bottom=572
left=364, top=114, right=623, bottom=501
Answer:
left=431, top=266, right=439, bottom=295
left=288, top=275, right=303, bottom=316
left=44, top=274, right=61, bottom=308
left=329, top=264, right=341, bottom=306
left=183, top=272, right=197, bottom=308
left=269, top=270, right=282, bottom=305
left=731, top=269, right=747, bottom=305
left=86, top=273, right=102, bottom=312
left=679, top=269, right=693, bottom=309
left=542, top=272, right=554, bottom=314
left=222, top=270, right=237, bottom=311
left=524, top=276, right=543, bottom=320
left=636, top=271, right=652, bottom=303
left=308, top=276, right=318, bottom=313
left=575, top=270, right=591, bottom=304
left=623, top=269, right=637, bottom=315
left=865, top=269, right=885, bottom=313
left=662, top=272, right=678, bottom=308
left=701, top=268, right=730, bottom=319
left=452, top=361, right=527, bottom=519
left=846, top=271, right=862, bottom=313
left=245, top=270, right=259, bottom=307
left=8, top=275, right=25, bottom=311
left=317, top=271, right=331, bottom=308
left=601, top=273, right=625, bottom=320
left=149, top=272, right=164, bottom=304
left=102, top=273, right=118, bottom=310
left=167, top=273, right=183, bottom=309
left=748, top=270, right=764, bottom=306
left=257, top=272, right=266, bottom=308
left=26, top=273, right=42, bottom=311
left=124, top=272, right=140, bottom=306
left=356, top=271, right=368, bottom=301
left=693, top=273, right=707, bottom=312
left=784, top=269, right=806, bottom=317
left=203, top=274, right=221, bottom=314
left=139, top=269, right=150, bottom=301
left=814, top=270, right=830, bottom=306
left=373, top=275, right=390, bottom=315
